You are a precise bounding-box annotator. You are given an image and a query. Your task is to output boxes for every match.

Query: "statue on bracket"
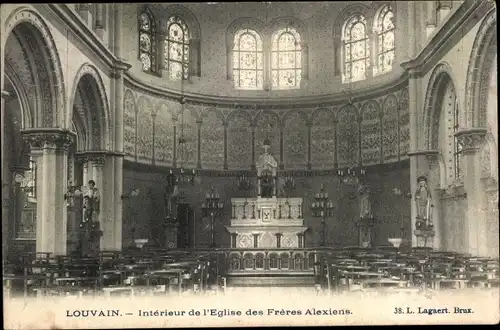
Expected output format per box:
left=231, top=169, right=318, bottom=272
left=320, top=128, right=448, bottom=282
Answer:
left=256, top=138, right=278, bottom=198
left=414, top=176, right=433, bottom=230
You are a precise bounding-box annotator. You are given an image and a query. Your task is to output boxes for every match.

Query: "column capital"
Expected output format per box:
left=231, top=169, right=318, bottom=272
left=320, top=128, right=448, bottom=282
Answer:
left=76, top=150, right=114, bottom=166
left=455, top=128, right=487, bottom=153
left=1, top=90, right=11, bottom=99
left=21, top=128, right=75, bottom=151
left=110, top=61, right=132, bottom=78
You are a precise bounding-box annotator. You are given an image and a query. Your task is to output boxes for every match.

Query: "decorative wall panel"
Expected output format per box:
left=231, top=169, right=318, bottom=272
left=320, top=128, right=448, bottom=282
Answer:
left=176, top=107, right=198, bottom=168
left=254, top=110, right=280, bottom=158
left=154, top=102, right=174, bottom=166
left=382, top=95, right=399, bottom=163
left=200, top=109, right=225, bottom=169
left=283, top=110, right=308, bottom=169
left=136, top=96, right=154, bottom=163
left=336, top=105, right=360, bottom=168
left=398, top=88, right=410, bottom=160
left=227, top=110, right=253, bottom=169
left=123, top=89, right=136, bottom=159
left=360, top=100, right=382, bottom=166
left=310, top=109, right=335, bottom=169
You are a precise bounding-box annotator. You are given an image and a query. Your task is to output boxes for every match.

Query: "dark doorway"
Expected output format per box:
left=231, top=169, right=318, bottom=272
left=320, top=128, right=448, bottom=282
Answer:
left=177, top=203, right=194, bottom=248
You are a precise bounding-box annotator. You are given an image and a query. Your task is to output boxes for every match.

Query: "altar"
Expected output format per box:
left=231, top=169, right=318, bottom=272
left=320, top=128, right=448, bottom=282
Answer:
left=227, top=196, right=307, bottom=248
left=226, top=139, right=308, bottom=249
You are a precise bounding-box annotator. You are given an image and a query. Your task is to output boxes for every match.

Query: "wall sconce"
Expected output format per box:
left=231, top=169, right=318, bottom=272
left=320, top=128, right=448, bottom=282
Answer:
left=121, top=188, right=140, bottom=199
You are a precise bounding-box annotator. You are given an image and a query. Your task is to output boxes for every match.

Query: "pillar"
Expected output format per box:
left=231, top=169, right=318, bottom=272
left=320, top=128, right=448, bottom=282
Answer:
left=1, top=91, right=10, bottom=262
left=22, top=129, right=74, bottom=256
left=94, top=4, right=105, bottom=40
left=426, top=1, right=437, bottom=37
left=112, top=3, right=131, bottom=251
left=77, top=3, right=93, bottom=27
left=456, top=129, right=487, bottom=256
left=101, top=153, right=115, bottom=250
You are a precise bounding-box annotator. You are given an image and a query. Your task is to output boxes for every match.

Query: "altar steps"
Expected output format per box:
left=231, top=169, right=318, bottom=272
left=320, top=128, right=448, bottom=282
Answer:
left=226, top=273, right=315, bottom=286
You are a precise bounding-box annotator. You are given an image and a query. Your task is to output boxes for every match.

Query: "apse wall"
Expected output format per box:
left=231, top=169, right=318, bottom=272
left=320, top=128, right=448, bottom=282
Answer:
left=120, top=2, right=409, bottom=98
left=121, top=79, right=411, bottom=248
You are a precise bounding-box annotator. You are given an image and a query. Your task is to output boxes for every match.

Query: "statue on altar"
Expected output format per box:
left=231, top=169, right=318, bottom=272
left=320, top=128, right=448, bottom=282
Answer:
left=358, top=182, right=372, bottom=219
left=256, top=138, right=278, bottom=198
left=83, top=180, right=100, bottom=223
left=165, top=171, right=179, bottom=220
left=415, top=176, right=433, bottom=228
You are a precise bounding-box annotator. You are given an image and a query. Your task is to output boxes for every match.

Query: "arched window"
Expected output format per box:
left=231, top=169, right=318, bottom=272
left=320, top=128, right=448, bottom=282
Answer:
left=374, top=5, right=395, bottom=75
left=271, top=27, right=302, bottom=89
left=165, top=16, right=190, bottom=80
left=342, top=14, right=370, bottom=83
left=233, top=29, right=263, bottom=89
left=138, top=9, right=156, bottom=73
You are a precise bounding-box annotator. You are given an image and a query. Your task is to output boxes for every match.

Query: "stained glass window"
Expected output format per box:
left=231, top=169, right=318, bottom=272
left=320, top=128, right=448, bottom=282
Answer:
left=342, top=14, right=370, bottom=83
left=374, top=5, right=395, bottom=75
left=233, top=29, right=263, bottom=89
left=165, top=16, right=190, bottom=80
left=271, top=27, right=302, bottom=89
left=138, top=10, right=156, bottom=73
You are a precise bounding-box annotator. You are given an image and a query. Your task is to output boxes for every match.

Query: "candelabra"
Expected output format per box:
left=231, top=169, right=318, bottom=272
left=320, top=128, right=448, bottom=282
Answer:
left=202, top=188, right=224, bottom=248
left=337, top=167, right=366, bottom=185
left=174, top=167, right=197, bottom=186
left=238, top=173, right=251, bottom=191
left=311, top=185, right=334, bottom=247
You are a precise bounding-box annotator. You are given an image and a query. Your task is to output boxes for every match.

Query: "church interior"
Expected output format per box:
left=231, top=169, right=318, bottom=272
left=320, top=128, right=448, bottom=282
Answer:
left=1, top=1, right=498, bottom=299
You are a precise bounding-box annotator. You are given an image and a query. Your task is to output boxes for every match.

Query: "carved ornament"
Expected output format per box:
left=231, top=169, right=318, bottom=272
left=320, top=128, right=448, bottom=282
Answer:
left=454, top=128, right=487, bottom=153
left=21, top=129, right=75, bottom=151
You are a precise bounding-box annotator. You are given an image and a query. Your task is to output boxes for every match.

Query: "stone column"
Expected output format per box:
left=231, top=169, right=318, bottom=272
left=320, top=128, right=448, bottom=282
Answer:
left=101, top=152, right=115, bottom=250
left=22, top=129, right=74, bottom=256
left=456, top=129, right=487, bottom=256
left=77, top=3, right=93, bottom=27
left=426, top=1, right=437, bottom=37
left=112, top=3, right=131, bottom=251
left=407, top=69, right=420, bottom=247
left=90, top=154, right=105, bottom=249
left=1, top=91, right=10, bottom=262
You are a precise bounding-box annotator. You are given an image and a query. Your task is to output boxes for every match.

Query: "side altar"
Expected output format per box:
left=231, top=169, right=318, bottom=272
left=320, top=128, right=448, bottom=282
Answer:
left=226, top=140, right=308, bottom=249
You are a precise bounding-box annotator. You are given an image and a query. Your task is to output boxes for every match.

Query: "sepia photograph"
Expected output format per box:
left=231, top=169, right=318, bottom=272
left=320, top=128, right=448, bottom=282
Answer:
left=1, top=1, right=498, bottom=328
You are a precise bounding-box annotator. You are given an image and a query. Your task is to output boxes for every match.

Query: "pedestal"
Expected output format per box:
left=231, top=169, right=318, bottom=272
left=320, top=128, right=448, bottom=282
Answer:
left=356, top=217, right=374, bottom=248
left=414, top=229, right=436, bottom=248
left=165, top=222, right=179, bottom=249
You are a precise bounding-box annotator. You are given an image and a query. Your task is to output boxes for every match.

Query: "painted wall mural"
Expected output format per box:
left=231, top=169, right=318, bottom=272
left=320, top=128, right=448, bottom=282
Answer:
left=123, top=89, right=136, bottom=159
left=283, top=111, right=308, bottom=169
left=337, top=105, right=360, bottom=168
left=360, top=100, right=382, bottom=165
left=398, top=88, right=410, bottom=160
left=382, top=94, right=399, bottom=163
left=122, top=86, right=409, bottom=170
left=310, top=109, right=336, bottom=169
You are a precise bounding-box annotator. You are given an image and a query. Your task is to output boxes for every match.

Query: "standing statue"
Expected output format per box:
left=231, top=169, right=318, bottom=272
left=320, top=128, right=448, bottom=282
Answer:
left=165, top=172, right=179, bottom=220
left=414, top=176, right=432, bottom=224
left=358, top=183, right=372, bottom=219
left=83, top=180, right=100, bottom=223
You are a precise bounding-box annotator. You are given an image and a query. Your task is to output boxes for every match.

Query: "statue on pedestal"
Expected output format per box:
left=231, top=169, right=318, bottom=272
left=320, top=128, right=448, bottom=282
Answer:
left=256, top=139, right=278, bottom=198
left=83, top=180, right=100, bottom=223
left=414, top=176, right=433, bottom=230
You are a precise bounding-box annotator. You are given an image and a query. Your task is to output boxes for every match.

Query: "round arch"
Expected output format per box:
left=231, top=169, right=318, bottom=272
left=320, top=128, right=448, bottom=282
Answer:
left=464, top=9, right=497, bottom=128
left=422, top=62, right=459, bottom=150
left=70, top=64, right=111, bottom=151
left=3, top=8, right=66, bottom=128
